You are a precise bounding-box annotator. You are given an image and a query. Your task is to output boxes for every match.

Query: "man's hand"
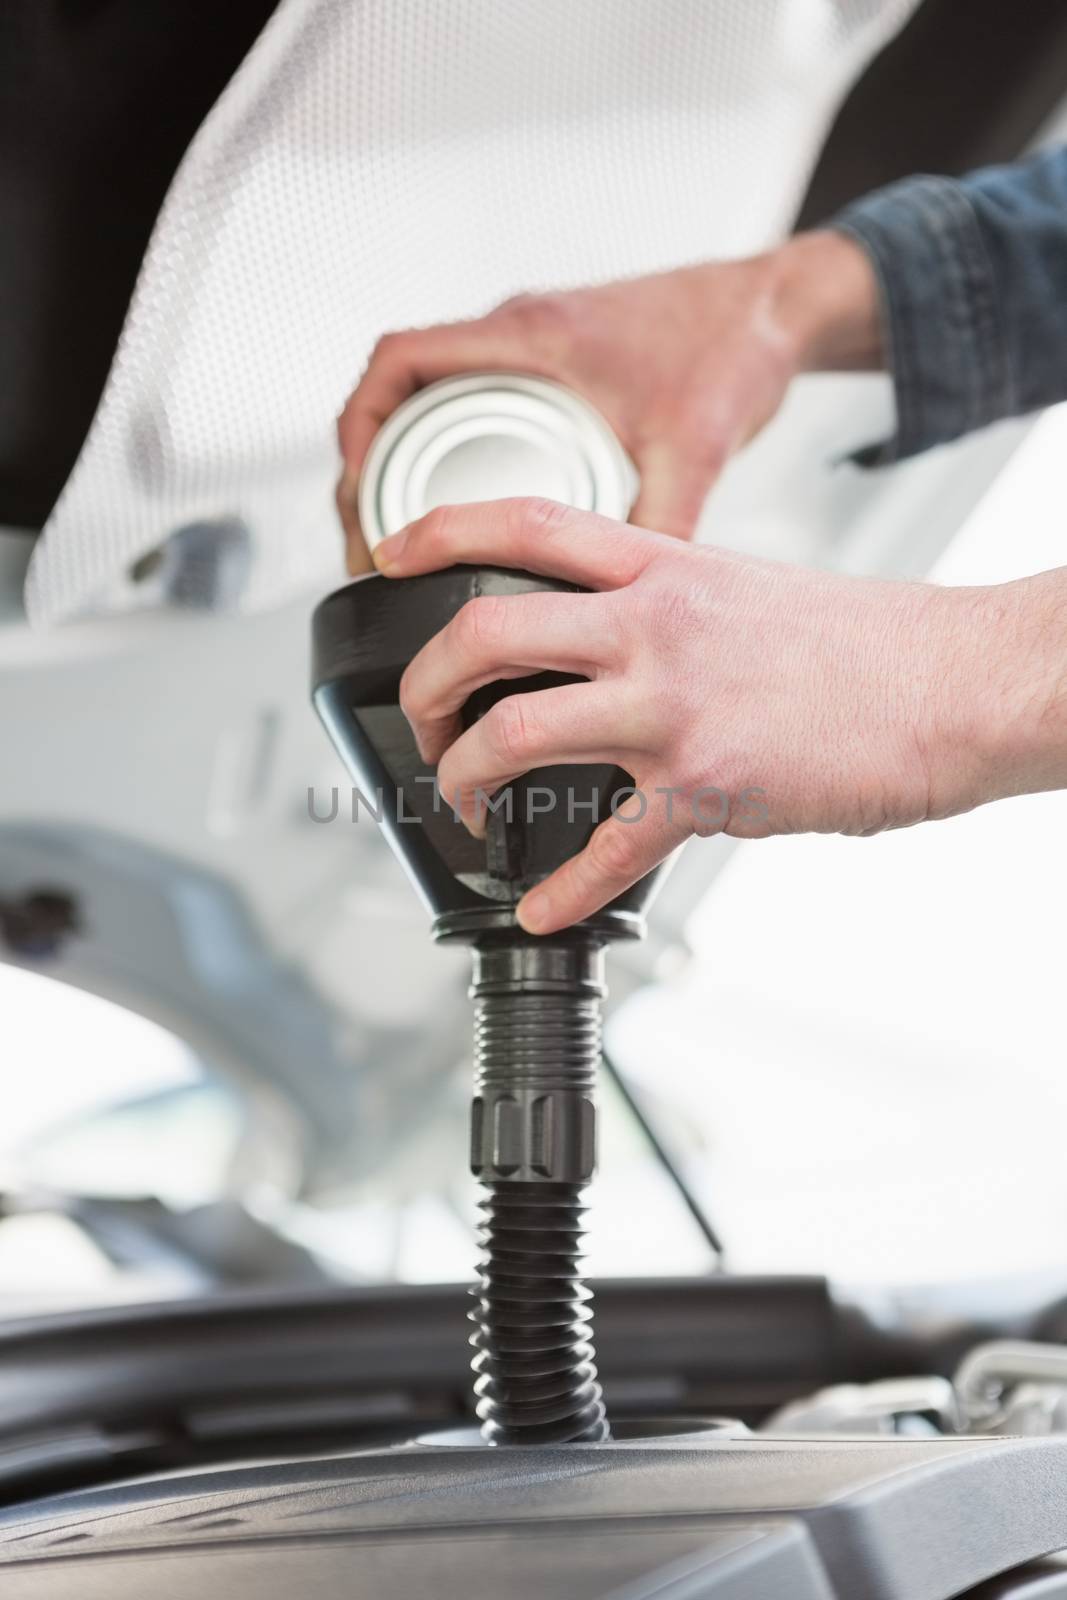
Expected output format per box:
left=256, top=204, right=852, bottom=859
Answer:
left=338, top=232, right=882, bottom=570
left=373, top=498, right=1067, bottom=935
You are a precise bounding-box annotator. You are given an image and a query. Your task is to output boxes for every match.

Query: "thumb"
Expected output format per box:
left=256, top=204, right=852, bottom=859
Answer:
left=629, top=437, right=727, bottom=541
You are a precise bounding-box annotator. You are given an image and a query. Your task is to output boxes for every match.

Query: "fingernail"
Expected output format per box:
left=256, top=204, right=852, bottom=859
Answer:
left=465, top=798, right=487, bottom=839
left=517, top=891, right=550, bottom=934
left=372, top=528, right=407, bottom=572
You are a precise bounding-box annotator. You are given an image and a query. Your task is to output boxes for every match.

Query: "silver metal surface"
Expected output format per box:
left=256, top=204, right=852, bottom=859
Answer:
left=358, top=374, right=637, bottom=549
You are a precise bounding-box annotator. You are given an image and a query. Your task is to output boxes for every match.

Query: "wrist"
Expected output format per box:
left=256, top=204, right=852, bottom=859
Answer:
left=986, top=572, right=1067, bottom=797
left=926, top=574, right=1067, bottom=814
left=768, top=229, right=885, bottom=375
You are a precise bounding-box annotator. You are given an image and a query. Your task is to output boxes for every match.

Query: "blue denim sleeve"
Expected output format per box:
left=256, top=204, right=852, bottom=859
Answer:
left=832, top=146, right=1067, bottom=464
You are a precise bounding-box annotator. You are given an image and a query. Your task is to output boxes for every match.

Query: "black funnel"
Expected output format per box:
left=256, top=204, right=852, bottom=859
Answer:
left=312, top=567, right=659, bottom=943
left=312, top=569, right=661, bottom=1444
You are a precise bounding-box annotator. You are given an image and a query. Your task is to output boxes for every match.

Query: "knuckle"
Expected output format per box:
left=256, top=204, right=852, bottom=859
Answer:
left=501, top=289, right=568, bottom=335
left=418, top=503, right=454, bottom=554
left=370, top=329, right=406, bottom=362
left=456, top=594, right=508, bottom=656
left=508, top=495, right=573, bottom=545
left=498, top=289, right=537, bottom=316
left=589, top=819, right=638, bottom=880
left=487, top=695, right=536, bottom=766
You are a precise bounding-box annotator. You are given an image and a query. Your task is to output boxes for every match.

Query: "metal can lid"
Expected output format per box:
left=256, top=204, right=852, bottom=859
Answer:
left=357, top=372, right=637, bottom=550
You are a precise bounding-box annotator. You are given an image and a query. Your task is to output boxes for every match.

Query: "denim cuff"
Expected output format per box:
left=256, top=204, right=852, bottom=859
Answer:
left=832, top=175, right=1015, bottom=465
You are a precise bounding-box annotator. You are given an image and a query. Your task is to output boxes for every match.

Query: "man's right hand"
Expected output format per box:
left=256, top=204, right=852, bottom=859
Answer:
left=337, top=230, right=883, bottom=572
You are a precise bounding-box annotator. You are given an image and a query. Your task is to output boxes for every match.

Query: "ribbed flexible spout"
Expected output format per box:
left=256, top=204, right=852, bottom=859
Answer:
left=467, top=940, right=610, bottom=1444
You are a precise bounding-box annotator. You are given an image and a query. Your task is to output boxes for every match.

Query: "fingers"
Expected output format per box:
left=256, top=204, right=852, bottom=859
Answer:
left=435, top=683, right=634, bottom=832
left=336, top=317, right=542, bottom=569
left=373, top=498, right=664, bottom=589
left=339, top=321, right=528, bottom=462
left=516, top=788, right=692, bottom=934
left=629, top=437, right=725, bottom=542
left=400, top=592, right=619, bottom=763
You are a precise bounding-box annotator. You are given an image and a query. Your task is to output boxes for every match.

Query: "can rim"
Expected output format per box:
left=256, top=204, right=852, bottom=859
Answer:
left=357, top=372, right=636, bottom=549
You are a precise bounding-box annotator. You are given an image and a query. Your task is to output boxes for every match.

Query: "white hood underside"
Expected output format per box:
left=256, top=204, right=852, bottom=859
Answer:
left=26, top=0, right=919, bottom=625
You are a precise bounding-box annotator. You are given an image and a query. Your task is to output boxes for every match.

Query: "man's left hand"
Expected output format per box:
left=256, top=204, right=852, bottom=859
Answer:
left=373, top=497, right=1051, bottom=934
